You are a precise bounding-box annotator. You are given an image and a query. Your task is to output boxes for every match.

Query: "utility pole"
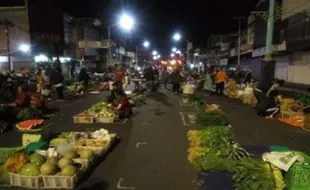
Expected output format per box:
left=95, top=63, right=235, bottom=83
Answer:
left=260, top=0, right=276, bottom=90
left=233, top=16, right=246, bottom=70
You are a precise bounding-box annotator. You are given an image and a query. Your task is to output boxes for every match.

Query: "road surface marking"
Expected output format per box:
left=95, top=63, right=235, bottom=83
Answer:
left=117, top=178, right=136, bottom=190
left=179, top=112, right=197, bottom=126
left=136, top=142, right=148, bottom=148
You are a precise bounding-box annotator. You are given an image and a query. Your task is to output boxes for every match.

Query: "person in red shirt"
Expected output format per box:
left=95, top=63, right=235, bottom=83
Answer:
left=11, top=85, right=31, bottom=108
left=114, top=65, right=125, bottom=90
left=113, top=90, right=132, bottom=119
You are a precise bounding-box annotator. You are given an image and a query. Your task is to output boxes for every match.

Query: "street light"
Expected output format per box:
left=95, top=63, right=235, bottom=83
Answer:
left=118, top=13, right=135, bottom=31
left=143, top=41, right=150, bottom=48
left=108, top=12, right=135, bottom=66
left=153, top=56, right=158, bottom=60
left=173, top=33, right=181, bottom=41
left=19, top=44, right=30, bottom=53
left=152, top=50, right=158, bottom=56
left=157, top=55, right=161, bottom=59
left=176, top=50, right=181, bottom=54
left=172, top=47, right=177, bottom=52
left=170, top=53, right=175, bottom=57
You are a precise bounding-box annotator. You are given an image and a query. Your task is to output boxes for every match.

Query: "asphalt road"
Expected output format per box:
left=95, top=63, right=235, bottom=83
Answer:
left=0, top=89, right=198, bottom=190
left=3, top=89, right=309, bottom=190
left=205, top=95, right=310, bottom=154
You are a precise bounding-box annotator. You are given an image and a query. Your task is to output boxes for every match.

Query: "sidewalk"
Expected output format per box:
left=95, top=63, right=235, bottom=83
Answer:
left=204, top=95, right=310, bottom=154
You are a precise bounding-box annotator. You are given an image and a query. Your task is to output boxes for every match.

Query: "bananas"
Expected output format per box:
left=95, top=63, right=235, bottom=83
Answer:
left=271, top=165, right=285, bottom=190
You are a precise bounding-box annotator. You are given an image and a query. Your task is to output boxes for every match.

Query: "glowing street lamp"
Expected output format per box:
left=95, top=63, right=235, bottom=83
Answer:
left=173, top=33, right=181, bottom=41
left=143, top=41, right=150, bottom=48
left=153, top=56, right=158, bottom=60
left=157, top=55, right=161, bottom=59
left=170, top=53, right=175, bottom=57
left=152, top=50, right=158, bottom=56
left=172, top=47, right=177, bottom=52
left=176, top=50, right=181, bottom=54
left=118, top=13, right=135, bottom=31
left=19, top=44, right=30, bottom=53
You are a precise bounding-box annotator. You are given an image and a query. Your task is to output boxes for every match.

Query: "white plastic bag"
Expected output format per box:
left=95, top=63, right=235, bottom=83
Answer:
left=262, top=151, right=302, bottom=171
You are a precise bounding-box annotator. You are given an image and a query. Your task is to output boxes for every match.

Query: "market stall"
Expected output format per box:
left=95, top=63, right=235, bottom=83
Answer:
left=0, top=128, right=115, bottom=189
left=185, top=96, right=310, bottom=190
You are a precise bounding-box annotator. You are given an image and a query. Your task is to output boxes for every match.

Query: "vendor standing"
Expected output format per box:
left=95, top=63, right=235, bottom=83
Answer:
left=170, top=68, right=181, bottom=94
left=78, top=68, right=90, bottom=95
left=215, top=69, right=228, bottom=95
left=114, top=65, right=125, bottom=91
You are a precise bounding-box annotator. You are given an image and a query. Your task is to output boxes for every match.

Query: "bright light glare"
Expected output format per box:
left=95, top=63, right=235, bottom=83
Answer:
left=0, top=56, right=8, bottom=62
left=199, top=62, right=203, bottom=65
left=152, top=50, right=158, bottom=56
left=157, top=55, right=161, bottom=59
left=35, top=54, right=49, bottom=62
left=19, top=44, right=30, bottom=52
left=170, top=53, right=175, bottom=57
left=172, top=47, right=177, bottom=52
left=119, top=13, right=134, bottom=31
left=52, top=57, right=71, bottom=63
left=170, top=60, right=176, bottom=65
left=190, top=64, right=194, bottom=69
left=137, top=67, right=141, bottom=71
left=173, top=33, right=181, bottom=41
left=143, top=41, right=150, bottom=48
left=194, top=53, right=199, bottom=56
left=153, top=56, right=158, bottom=60
left=176, top=50, right=181, bottom=54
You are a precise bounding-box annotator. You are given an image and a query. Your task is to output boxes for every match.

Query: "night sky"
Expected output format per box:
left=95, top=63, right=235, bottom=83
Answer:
left=1, top=0, right=259, bottom=55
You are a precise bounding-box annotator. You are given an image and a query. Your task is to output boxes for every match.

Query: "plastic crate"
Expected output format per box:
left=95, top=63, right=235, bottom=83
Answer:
left=96, top=116, right=114, bottom=123
left=73, top=115, right=94, bottom=124
left=284, top=152, right=310, bottom=190
left=9, top=173, right=42, bottom=189
left=0, top=147, right=24, bottom=163
left=41, top=171, right=82, bottom=189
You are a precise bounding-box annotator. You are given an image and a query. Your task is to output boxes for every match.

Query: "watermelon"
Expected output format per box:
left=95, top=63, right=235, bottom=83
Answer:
left=16, top=119, right=44, bottom=130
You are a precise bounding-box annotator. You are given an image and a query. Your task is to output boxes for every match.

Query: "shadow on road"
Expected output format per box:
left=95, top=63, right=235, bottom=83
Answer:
left=149, top=91, right=173, bottom=107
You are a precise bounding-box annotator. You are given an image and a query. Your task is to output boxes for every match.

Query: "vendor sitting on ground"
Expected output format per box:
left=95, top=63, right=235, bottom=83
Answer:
left=112, top=89, right=133, bottom=119
left=9, top=84, right=31, bottom=109
left=256, top=90, right=280, bottom=118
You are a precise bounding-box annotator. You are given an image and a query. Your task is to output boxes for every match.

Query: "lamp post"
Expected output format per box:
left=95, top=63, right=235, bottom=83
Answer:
left=107, top=13, right=134, bottom=66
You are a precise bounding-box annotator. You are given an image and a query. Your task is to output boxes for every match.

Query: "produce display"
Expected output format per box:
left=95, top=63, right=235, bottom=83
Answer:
left=0, top=128, right=115, bottom=189
left=16, top=119, right=44, bottom=131
left=75, top=100, right=117, bottom=123
left=17, top=108, right=43, bottom=121
left=186, top=97, right=289, bottom=190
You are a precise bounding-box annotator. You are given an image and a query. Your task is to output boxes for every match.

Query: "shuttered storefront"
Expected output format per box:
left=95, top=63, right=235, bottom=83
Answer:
left=249, top=57, right=262, bottom=79
left=240, top=58, right=250, bottom=70
left=289, top=51, right=310, bottom=84
left=274, top=56, right=290, bottom=81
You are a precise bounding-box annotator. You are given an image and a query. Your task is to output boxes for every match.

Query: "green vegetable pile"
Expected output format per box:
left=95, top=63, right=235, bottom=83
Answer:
left=187, top=95, right=280, bottom=190
left=196, top=110, right=229, bottom=127
left=17, top=108, right=43, bottom=121
left=299, top=96, right=310, bottom=106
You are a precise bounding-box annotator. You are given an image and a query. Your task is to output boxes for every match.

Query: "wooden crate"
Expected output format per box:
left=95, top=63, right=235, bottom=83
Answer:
left=73, top=115, right=95, bottom=124
left=9, top=173, right=42, bottom=189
